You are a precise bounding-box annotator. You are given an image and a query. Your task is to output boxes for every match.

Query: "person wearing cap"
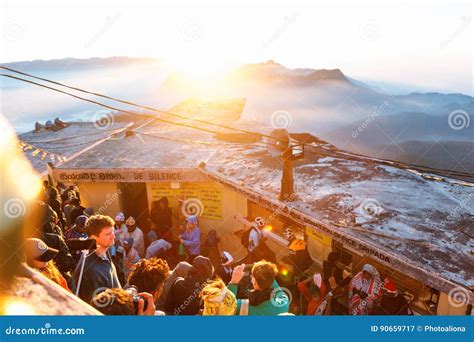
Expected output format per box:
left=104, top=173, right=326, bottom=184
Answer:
left=200, top=278, right=237, bottom=315
left=73, top=214, right=121, bottom=303
left=179, top=215, right=201, bottom=261
left=370, top=278, right=410, bottom=315
left=124, top=216, right=145, bottom=258
left=25, top=238, right=70, bottom=291
left=65, top=215, right=88, bottom=240
left=165, top=256, right=214, bottom=315
left=297, top=272, right=327, bottom=315
left=111, top=212, right=127, bottom=257
left=348, top=264, right=383, bottom=315
left=123, top=237, right=140, bottom=279
left=64, top=215, right=89, bottom=271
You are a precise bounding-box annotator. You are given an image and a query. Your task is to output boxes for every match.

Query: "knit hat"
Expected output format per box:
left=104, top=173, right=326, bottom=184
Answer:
left=383, top=277, right=397, bottom=293
left=24, top=238, right=58, bottom=262
left=186, top=215, right=198, bottom=224
left=115, top=212, right=125, bottom=222
left=74, top=215, right=88, bottom=229
left=125, top=216, right=136, bottom=226
left=192, top=256, right=214, bottom=281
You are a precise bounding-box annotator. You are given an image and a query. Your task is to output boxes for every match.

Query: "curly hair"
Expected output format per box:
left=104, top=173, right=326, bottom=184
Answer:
left=90, top=288, right=134, bottom=315
left=252, top=260, right=278, bottom=290
left=128, top=257, right=170, bottom=294
left=200, top=278, right=226, bottom=301
left=85, top=214, right=115, bottom=237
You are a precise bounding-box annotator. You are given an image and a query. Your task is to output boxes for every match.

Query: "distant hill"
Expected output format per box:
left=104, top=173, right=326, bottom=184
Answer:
left=2, top=57, right=472, bottom=176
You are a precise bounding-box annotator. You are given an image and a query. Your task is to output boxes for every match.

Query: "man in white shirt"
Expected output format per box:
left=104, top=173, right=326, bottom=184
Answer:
left=124, top=216, right=145, bottom=258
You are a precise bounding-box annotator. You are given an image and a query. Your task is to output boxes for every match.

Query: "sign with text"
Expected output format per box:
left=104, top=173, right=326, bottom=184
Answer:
left=149, top=182, right=223, bottom=220
left=53, top=169, right=208, bottom=183
left=306, top=226, right=332, bottom=246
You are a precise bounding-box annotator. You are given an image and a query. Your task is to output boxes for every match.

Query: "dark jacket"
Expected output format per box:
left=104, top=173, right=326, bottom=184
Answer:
left=73, top=251, right=121, bottom=303
left=164, top=256, right=213, bottom=315
left=151, top=198, right=172, bottom=239
left=42, top=232, right=74, bottom=275
left=371, top=293, right=410, bottom=315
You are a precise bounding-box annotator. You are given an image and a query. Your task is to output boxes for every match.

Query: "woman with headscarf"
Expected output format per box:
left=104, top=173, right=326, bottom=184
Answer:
left=348, top=264, right=382, bottom=315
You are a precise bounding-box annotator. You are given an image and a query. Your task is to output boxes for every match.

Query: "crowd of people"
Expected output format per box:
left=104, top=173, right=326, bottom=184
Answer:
left=23, top=181, right=412, bottom=316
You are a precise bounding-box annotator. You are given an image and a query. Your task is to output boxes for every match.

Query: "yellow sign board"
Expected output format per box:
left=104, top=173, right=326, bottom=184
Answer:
left=306, top=226, right=332, bottom=246
left=149, top=182, right=223, bottom=220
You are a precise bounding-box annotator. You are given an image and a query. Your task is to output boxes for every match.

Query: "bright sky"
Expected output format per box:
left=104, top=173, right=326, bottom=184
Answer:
left=0, top=0, right=472, bottom=94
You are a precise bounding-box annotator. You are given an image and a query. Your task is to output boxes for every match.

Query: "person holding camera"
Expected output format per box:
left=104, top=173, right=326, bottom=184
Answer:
left=128, top=258, right=170, bottom=308
left=90, top=288, right=156, bottom=315
left=228, top=261, right=289, bottom=315
left=73, top=215, right=121, bottom=303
